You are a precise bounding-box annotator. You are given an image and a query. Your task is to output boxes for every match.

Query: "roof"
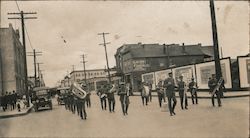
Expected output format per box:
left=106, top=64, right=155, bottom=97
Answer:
left=116, top=43, right=213, bottom=59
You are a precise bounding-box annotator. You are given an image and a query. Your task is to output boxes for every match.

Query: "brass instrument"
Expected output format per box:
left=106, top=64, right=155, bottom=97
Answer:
left=71, top=83, right=87, bottom=99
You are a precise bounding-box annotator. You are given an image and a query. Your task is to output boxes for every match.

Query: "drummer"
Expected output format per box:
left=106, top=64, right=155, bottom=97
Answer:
left=97, top=85, right=107, bottom=110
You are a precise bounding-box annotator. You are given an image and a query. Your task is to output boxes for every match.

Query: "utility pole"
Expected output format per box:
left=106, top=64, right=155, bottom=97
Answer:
left=80, top=54, right=87, bottom=85
left=209, top=0, right=222, bottom=81
left=8, top=11, right=37, bottom=107
left=98, top=32, right=111, bottom=83
left=37, top=63, right=43, bottom=87
left=72, top=65, right=75, bottom=82
left=27, top=49, right=42, bottom=87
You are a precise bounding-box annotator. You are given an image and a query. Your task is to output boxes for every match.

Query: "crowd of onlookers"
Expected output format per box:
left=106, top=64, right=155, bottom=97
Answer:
left=0, top=91, right=27, bottom=112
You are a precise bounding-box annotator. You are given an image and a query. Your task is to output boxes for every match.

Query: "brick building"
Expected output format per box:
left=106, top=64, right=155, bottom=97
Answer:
left=115, top=43, right=214, bottom=91
left=0, top=24, right=26, bottom=96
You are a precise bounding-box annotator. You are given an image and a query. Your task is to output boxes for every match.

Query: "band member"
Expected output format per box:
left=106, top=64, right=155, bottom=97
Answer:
left=177, top=76, right=188, bottom=110
left=118, top=82, right=130, bottom=115
left=164, top=72, right=177, bottom=116
left=148, top=83, right=152, bottom=102
left=156, top=80, right=166, bottom=107
left=141, top=82, right=149, bottom=106
left=189, top=78, right=198, bottom=104
left=107, top=84, right=116, bottom=113
left=79, top=97, right=87, bottom=120
left=208, top=74, right=222, bottom=107
left=97, top=86, right=107, bottom=110
left=81, top=84, right=91, bottom=108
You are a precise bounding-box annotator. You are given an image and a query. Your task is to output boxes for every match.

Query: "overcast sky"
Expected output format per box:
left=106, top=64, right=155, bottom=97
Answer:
left=0, top=1, right=249, bottom=87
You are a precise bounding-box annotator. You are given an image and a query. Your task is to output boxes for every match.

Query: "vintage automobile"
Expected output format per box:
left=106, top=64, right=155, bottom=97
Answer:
left=56, top=87, right=70, bottom=105
left=32, top=87, right=52, bottom=112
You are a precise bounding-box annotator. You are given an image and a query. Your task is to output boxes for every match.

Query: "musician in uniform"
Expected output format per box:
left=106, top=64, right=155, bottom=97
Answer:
left=107, top=84, right=116, bottom=113
left=82, top=84, right=91, bottom=108
left=189, top=78, right=198, bottom=104
left=177, top=76, right=188, bottom=110
left=156, top=80, right=166, bottom=107
left=148, top=83, right=152, bottom=102
left=118, top=82, right=130, bottom=115
left=208, top=74, right=222, bottom=107
left=97, top=85, right=107, bottom=110
left=141, top=82, right=149, bottom=106
left=163, top=72, right=177, bottom=116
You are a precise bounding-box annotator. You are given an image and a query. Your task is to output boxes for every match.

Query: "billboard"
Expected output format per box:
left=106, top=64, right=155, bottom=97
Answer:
left=172, top=65, right=196, bottom=85
left=238, top=56, right=250, bottom=88
left=155, top=69, right=172, bottom=86
left=195, top=58, right=232, bottom=89
left=141, top=72, right=156, bottom=90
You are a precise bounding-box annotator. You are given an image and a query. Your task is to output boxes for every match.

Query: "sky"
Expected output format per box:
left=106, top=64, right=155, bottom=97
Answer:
left=0, top=1, right=249, bottom=87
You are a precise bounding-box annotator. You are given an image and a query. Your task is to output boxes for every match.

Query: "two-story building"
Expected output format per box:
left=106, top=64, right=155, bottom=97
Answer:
left=115, top=43, right=214, bottom=91
left=0, top=24, right=26, bottom=96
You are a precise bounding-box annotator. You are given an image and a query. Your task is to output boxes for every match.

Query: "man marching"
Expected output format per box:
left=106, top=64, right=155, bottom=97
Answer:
left=208, top=74, right=222, bottom=107
left=107, top=83, right=116, bottom=113
left=163, top=72, right=177, bottom=116
left=97, top=85, right=107, bottom=110
left=118, top=82, right=130, bottom=116
left=189, top=78, right=198, bottom=104
left=156, top=80, right=165, bottom=107
left=177, top=76, right=188, bottom=110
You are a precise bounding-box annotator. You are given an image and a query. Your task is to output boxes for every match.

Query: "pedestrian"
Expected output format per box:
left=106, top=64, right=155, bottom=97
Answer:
left=208, top=74, right=222, bottom=107
left=107, top=83, right=116, bottom=113
left=189, top=78, right=198, bottom=104
left=118, top=82, right=130, bottom=115
left=177, top=76, right=188, bottom=110
left=163, top=72, right=177, bottom=116
left=156, top=80, right=166, bottom=107
left=17, top=99, right=21, bottom=112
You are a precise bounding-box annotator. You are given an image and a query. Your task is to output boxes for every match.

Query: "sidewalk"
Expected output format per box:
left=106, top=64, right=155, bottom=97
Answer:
left=0, top=103, right=33, bottom=119
left=133, top=91, right=250, bottom=98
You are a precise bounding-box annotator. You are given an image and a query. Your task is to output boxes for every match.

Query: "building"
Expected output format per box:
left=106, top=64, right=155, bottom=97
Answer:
left=60, top=68, right=121, bottom=91
left=115, top=43, right=214, bottom=91
left=0, top=24, right=26, bottom=96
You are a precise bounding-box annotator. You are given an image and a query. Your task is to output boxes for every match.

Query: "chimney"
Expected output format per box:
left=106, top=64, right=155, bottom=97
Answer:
left=163, top=44, right=166, bottom=54
left=182, top=43, right=186, bottom=53
left=15, top=29, right=20, bottom=39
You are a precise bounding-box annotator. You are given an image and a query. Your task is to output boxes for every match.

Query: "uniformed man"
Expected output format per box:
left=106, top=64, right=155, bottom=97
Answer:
left=163, top=72, right=177, bottom=116
left=118, top=82, right=130, bottom=115
left=107, top=84, right=116, bottom=113
left=83, top=84, right=91, bottom=108
left=177, top=76, right=188, bottom=110
left=189, top=78, right=198, bottom=104
left=97, top=85, right=107, bottom=110
left=156, top=80, right=166, bottom=107
left=140, top=82, right=148, bottom=106
left=208, top=74, right=222, bottom=107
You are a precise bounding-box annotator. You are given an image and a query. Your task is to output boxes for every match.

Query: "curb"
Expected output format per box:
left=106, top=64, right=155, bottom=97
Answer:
left=0, top=105, right=33, bottom=119
left=131, top=94, right=250, bottom=99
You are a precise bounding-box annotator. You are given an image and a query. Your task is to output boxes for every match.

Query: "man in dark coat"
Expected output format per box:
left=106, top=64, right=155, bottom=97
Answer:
left=208, top=74, right=222, bottom=107
left=189, top=78, right=198, bottom=104
left=177, top=76, right=188, bottom=110
left=163, top=72, right=177, bottom=116
left=106, top=84, right=116, bottom=113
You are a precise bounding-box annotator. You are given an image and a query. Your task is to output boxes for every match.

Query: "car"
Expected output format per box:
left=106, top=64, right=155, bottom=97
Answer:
left=32, top=87, right=52, bottom=112
left=56, top=87, right=70, bottom=105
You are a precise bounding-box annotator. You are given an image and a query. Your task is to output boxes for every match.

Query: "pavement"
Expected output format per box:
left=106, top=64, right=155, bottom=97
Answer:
left=0, top=95, right=249, bottom=137
left=0, top=90, right=249, bottom=119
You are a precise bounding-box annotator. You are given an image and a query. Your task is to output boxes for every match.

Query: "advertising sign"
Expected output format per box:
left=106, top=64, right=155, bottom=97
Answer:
left=173, top=65, right=195, bottom=84
left=238, top=56, right=250, bottom=88
left=155, top=69, right=172, bottom=85
left=195, top=58, right=232, bottom=89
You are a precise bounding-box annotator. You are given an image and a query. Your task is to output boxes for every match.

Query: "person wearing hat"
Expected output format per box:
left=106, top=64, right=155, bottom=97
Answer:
left=97, top=85, right=107, bottom=110
left=107, top=83, right=116, bottom=113
left=163, top=72, right=177, bottom=116
left=156, top=80, right=165, bottom=107
left=208, top=74, right=222, bottom=107
left=189, top=77, right=198, bottom=104
left=177, top=75, right=188, bottom=110
left=118, top=82, right=130, bottom=115
left=82, top=84, right=91, bottom=108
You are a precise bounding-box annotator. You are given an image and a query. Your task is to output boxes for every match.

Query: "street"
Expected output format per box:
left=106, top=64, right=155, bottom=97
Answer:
left=0, top=94, right=249, bottom=138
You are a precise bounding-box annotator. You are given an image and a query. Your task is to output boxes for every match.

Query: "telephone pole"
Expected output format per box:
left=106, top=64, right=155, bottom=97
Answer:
left=8, top=11, right=37, bottom=107
left=209, top=0, right=222, bottom=80
left=72, top=65, right=76, bottom=82
left=80, top=54, right=87, bottom=85
left=27, top=49, right=42, bottom=87
left=37, top=63, right=43, bottom=87
left=98, top=32, right=111, bottom=83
